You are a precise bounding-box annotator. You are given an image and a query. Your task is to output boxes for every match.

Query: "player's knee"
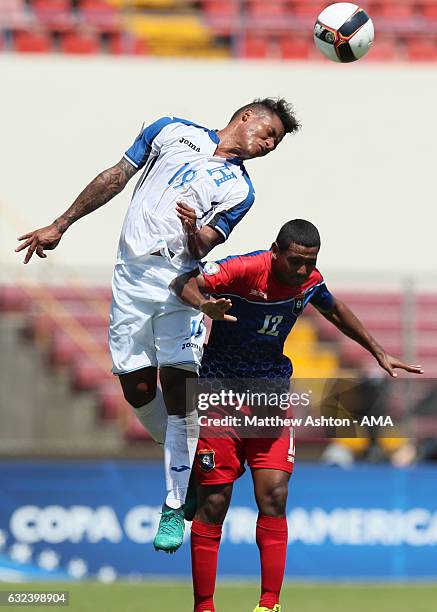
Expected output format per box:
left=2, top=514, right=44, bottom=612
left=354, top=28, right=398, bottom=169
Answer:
left=121, top=385, right=156, bottom=409
left=160, top=366, right=197, bottom=415
left=197, top=491, right=229, bottom=524
left=259, top=482, right=288, bottom=517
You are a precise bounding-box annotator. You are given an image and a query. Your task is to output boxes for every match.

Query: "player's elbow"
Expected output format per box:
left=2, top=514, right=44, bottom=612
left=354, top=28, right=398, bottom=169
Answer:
left=169, top=277, right=182, bottom=298
left=170, top=274, right=197, bottom=304
left=194, top=227, right=225, bottom=260
left=195, top=244, right=212, bottom=260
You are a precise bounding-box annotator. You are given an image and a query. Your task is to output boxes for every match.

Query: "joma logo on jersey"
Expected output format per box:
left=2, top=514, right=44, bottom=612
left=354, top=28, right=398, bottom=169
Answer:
left=182, top=341, right=201, bottom=351
left=179, top=137, right=200, bottom=152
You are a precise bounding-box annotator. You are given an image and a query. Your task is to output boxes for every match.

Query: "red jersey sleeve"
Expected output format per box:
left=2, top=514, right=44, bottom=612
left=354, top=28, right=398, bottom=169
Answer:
left=202, top=257, right=247, bottom=295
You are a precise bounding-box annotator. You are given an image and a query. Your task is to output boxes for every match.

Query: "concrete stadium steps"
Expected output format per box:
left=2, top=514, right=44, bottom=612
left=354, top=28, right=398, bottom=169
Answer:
left=0, top=316, right=123, bottom=455
left=0, top=284, right=111, bottom=313
left=49, top=328, right=109, bottom=367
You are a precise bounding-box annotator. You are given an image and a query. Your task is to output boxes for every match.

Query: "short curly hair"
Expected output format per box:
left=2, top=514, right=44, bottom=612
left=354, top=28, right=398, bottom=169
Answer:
left=276, top=219, right=320, bottom=251
left=230, top=97, right=301, bottom=135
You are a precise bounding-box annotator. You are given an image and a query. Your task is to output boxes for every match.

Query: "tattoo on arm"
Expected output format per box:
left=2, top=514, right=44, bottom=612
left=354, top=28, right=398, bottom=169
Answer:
left=55, top=158, right=138, bottom=232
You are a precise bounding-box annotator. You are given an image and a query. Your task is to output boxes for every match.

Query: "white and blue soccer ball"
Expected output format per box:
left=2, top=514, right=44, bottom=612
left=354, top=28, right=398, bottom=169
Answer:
left=313, top=3, right=374, bottom=62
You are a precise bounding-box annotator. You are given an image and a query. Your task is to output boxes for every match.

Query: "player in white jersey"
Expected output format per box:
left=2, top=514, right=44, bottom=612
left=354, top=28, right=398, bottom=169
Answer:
left=15, top=98, right=300, bottom=553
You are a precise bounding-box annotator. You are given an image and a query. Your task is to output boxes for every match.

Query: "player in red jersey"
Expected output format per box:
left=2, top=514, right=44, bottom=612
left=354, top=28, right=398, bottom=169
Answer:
left=172, top=218, right=423, bottom=612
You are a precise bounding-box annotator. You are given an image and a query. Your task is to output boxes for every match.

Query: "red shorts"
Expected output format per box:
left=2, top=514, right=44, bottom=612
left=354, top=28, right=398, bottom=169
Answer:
left=195, top=430, right=295, bottom=485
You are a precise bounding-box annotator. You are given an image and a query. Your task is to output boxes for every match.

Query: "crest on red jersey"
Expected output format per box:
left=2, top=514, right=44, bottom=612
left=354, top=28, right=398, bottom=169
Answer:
left=198, top=449, right=216, bottom=472
left=292, top=294, right=305, bottom=316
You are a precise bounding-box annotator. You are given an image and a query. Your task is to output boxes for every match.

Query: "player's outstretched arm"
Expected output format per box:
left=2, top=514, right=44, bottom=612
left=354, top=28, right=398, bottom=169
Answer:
left=171, top=271, right=237, bottom=322
left=15, top=158, right=138, bottom=264
left=316, top=296, right=423, bottom=377
left=176, top=201, right=224, bottom=260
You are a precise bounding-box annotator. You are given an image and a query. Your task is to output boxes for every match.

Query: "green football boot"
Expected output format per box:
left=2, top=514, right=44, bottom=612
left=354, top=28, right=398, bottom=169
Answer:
left=183, top=470, right=198, bottom=522
left=253, top=605, right=281, bottom=612
left=153, top=504, right=185, bottom=553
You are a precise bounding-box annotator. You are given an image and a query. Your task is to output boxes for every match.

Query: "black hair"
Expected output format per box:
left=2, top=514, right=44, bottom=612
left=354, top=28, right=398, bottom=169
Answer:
left=276, top=219, right=321, bottom=251
left=230, top=97, right=301, bottom=135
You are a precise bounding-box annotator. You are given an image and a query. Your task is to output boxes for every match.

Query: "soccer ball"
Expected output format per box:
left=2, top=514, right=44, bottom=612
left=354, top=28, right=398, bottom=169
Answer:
left=313, top=3, right=374, bottom=62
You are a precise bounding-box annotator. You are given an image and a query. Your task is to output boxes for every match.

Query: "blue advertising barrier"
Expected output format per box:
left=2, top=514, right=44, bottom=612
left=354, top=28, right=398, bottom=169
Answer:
left=0, top=461, right=436, bottom=581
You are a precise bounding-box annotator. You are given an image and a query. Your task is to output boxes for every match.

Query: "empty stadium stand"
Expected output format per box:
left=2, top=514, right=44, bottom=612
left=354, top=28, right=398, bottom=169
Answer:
left=1, top=282, right=436, bottom=447
left=0, top=0, right=437, bottom=59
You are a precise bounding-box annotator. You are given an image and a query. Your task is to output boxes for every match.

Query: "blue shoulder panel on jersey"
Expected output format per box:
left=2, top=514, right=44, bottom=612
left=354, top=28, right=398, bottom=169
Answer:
left=124, top=116, right=219, bottom=169
left=307, top=282, right=335, bottom=312
left=172, top=117, right=220, bottom=144
left=124, top=116, right=174, bottom=168
left=216, top=250, right=267, bottom=266
left=208, top=167, right=255, bottom=240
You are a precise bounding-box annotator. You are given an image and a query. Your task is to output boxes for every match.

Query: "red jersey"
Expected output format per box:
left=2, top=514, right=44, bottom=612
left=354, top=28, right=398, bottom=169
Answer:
left=201, top=249, right=333, bottom=379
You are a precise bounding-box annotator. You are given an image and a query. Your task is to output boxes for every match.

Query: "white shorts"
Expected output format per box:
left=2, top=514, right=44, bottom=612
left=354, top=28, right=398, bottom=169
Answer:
left=109, top=255, right=206, bottom=375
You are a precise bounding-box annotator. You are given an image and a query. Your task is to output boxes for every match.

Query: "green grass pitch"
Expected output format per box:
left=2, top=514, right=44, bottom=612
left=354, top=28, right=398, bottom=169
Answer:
left=2, top=582, right=436, bottom=612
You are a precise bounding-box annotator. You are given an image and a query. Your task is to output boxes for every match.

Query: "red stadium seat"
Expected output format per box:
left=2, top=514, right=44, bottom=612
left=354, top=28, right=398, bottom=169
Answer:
left=29, top=311, right=107, bottom=343
left=72, top=356, right=112, bottom=391
left=279, top=36, right=312, bottom=59
left=248, top=1, right=287, bottom=18
left=416, top=294, right=437, bottom=321
left=32, top=0, right=70, bottom=8
left=60, top=31, right=100, bottom=54
left=240, top=35, right=270, bottom=59
left=373, top=2, right=415, bottom=18
left=14, top=30, right=52, bottom=53
left=32, top=0, right=73, bottom=32
left=109, top=35, right=150, bottom=55
left=49, top=328, right=108, bottom=367
left=417, top=322, right=437, bottom=334
left=366, top=38, right=398, bottom=61
left=422, top=3, right=437, bottom=19
left=406, top=38, right=437, bottom=60
left=79, top=0, right=112, bottom=7
left=340, top=341, right=403, bottom=366
left=0, top=0, right=26, bottom=24
left=335, top=292, right=403, bottom=307
left=202, top=0, right=240, bottom=17
left=53, top=286, right=109, bottom=301
left=291, top=2, right=326, bottom=17
left=0, top=286, right=30, bottom=313
left=79, top=0, right=120, bottom=33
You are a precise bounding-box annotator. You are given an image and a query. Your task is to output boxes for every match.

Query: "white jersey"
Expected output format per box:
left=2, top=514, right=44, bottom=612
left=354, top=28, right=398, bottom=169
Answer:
left=118, top=116, right=255, bottom=271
